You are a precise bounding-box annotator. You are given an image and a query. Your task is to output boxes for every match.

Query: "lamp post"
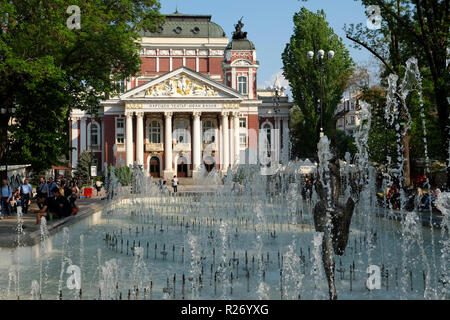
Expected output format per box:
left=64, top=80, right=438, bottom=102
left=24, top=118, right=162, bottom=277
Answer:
left=307, top=49, right=335, bottom=137
left=269, top=77, right=285, bottom=114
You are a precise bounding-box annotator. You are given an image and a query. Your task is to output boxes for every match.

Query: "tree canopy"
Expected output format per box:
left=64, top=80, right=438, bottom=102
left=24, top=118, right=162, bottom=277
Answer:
left=345, top=0, right=449, bottom=185
left=0, top=0, right=164, bottom=172
left=282, top=8, right=354, bottom=158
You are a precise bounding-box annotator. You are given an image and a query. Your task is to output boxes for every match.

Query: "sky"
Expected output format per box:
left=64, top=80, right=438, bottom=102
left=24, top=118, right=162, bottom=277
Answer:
left=159, top=0, right=375, bottom=90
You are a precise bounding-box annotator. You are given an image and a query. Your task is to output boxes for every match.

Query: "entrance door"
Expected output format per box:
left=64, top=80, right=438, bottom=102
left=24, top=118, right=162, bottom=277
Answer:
left=177, top=157, right=188, bottom=178
left=149, top=157, right=160, bottom=178
left=204, top=156, right=216, bottom=173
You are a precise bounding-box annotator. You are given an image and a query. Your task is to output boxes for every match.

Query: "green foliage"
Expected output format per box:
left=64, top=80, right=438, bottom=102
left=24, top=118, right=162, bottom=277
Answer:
left=114, top=166, right=132, bottom=186
left=346, top=0, right=449, bottom=170
left=0, top=0, right=164, bottom=172
left=282, top=8, right=354, bottom=158
left=75, top=151, right=92, bottom=184
left=335, top=130, right=357, bottom=159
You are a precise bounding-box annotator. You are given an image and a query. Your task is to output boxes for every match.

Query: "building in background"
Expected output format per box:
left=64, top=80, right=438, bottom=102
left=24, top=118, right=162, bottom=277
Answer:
left=69, top=13, right=293, bottom=179
left=335, top=91, right=362, bottom=136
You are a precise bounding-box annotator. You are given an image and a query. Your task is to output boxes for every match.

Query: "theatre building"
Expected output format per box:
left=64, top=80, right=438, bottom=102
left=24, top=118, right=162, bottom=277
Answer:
left=69, top=13, right=293, bottom=179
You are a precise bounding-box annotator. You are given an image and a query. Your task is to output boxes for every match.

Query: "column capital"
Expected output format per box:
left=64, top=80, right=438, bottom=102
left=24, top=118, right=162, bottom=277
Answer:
left=221, top=111, right=229, bottom=117
left=135, top=111, right=144, bottom=118
left=164, top=111, right=173, bottom=118
left=192, top=111, right=202, bottom=119
left=125, top=112, right=133, bottom=118
left=71, top=116, right=80, bottom=122
left=230, top=111, right=240, bottom=118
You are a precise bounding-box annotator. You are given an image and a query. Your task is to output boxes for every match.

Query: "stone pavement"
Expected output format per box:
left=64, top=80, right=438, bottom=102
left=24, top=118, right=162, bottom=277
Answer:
left=0, top=193, right=105, bottom=248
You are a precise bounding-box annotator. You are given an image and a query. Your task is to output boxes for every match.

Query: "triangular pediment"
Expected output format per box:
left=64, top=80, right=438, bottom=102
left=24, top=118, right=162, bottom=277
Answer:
left=121, top=67, right=243, bottom=100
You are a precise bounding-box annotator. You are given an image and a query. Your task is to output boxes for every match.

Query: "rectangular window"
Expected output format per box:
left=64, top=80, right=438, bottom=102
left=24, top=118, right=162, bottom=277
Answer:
left=239, top=118, right=247, bottom=128
left=116, top=118, right=125, bottom=148
left=116, top=133, right=125, bottom=145
left=238, top=76, right=247, bottom=94
left=239, top=133, right=247, bottom=147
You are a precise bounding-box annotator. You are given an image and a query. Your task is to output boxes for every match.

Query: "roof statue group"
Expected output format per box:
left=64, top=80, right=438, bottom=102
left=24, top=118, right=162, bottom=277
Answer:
left=232, top=17, right=248, bottom=40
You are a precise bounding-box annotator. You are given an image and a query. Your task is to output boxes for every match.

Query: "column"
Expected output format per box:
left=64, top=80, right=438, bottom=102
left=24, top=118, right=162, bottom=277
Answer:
left=80, top=117, right=86, bottom=152
left=136, top=112, right=144, bottom=166
left=126, top=113, right=133, bottom=166
left=282, top=117, right=290, bottom=164
left=232, top=112, right=240, bottom=166
left=221, top=112, right=229, bottom=171
left=276, top=117, right=281, bottom=164
left=71, top=117, right=79, bottom=168
left=192, top=112, right=201, bottom=173
left=164, top=112, right=173, bottom=177
left=101, top=117, right=105, bottom=172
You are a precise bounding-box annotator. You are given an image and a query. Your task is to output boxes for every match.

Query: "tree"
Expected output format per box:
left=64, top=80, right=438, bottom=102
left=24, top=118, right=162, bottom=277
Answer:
left=345, top=0, right=449, bottom=187
left=75, top=151, right=92, bottom=185
left=0, top=0, right=164, bottom=173
left=282, top=8, right=354, bottom=158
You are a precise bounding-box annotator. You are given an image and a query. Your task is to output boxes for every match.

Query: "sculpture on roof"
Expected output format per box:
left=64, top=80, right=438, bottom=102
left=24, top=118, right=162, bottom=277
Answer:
left=232, top=17, right=247, bottom=40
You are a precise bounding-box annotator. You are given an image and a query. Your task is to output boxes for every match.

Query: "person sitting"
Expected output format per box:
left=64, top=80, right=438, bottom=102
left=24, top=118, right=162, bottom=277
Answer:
left=50, top=187, right=72, bottom=219
left=33, top=193, right=51, bottom=224
left=423, top=186, right=439, bottom=208
left=33, top=188, right=71, bottom=224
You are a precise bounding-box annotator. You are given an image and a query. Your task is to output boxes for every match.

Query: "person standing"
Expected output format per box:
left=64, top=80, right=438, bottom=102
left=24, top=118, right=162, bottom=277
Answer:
left=47, top=177, right=57, bottom=195
left=0, top=179, right=12, bottom=219
left=38, top=177, right=50, bottom=198
left=172, top=175, right=178, bottom=194
left=95, top=179, right=103, bottom=196
left=18, top=178, right=33, bottom=214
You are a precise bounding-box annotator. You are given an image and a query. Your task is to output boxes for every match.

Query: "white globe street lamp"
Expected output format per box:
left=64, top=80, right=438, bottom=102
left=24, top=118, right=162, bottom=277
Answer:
left=306, top=49, right=335, bottom=137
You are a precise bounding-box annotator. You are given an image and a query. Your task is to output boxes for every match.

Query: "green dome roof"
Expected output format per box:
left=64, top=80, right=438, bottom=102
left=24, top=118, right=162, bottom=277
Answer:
left=139, top=13, right=226, bottom=38
left=226, top=39, right=255, bottom=50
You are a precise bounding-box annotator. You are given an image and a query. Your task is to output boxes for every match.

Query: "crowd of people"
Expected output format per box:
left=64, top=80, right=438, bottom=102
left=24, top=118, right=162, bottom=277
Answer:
left=0, top=176, right=82, bottom=224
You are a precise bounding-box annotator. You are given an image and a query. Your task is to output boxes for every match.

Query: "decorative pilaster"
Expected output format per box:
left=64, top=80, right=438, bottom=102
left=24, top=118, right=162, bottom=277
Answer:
left=164, top=112, right=173, bottom=178
left=125, top=113, right=133, bottom=166
left=136, top=112, right=144, bottom=166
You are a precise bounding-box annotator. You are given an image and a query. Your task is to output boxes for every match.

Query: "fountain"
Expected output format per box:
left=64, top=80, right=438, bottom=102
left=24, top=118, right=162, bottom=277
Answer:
left=0, top=59, right=448, bottom=300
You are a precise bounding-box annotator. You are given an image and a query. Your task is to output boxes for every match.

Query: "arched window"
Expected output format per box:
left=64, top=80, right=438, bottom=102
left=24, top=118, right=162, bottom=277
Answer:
left=174, top=120, right=188, bottom=143
left=148, top=120, right=161, bottom=143
left=237, top=76, right=247, bottom=94
left=88, top=122, right=100, bottom=147
left=202, top=120, right=215, bottom=144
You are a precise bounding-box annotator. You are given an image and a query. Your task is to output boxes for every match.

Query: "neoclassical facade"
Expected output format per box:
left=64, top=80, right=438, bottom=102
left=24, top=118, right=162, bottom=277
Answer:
left=69, top=13, right=292, bottom=179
